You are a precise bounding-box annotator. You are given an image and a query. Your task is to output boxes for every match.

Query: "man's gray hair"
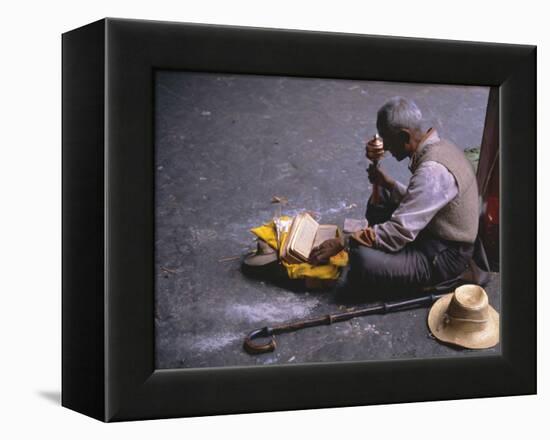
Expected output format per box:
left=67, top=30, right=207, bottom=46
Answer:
left=376, top=97, right=423, bottom=135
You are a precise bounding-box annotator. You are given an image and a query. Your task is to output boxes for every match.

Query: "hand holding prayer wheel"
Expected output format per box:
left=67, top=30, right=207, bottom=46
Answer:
left=365, top=134, right=385, bottom=204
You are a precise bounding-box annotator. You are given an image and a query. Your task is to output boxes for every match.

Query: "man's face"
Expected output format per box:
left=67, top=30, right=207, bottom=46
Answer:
left=380, top=130, right=408, bottom=161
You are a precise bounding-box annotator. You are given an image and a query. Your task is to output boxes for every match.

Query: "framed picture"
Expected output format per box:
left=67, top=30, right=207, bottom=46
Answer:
left=62, top=18, right=536, bottom=422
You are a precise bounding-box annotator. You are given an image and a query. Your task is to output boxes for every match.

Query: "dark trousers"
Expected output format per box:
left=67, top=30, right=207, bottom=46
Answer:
left=346, top=188, right=474, bottom=297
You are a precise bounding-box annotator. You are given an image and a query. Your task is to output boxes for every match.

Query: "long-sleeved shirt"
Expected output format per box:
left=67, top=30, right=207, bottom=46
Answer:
left=373, top=130, right=459, bottom=253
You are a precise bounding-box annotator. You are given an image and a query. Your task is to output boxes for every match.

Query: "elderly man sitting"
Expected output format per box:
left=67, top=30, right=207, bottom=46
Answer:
left=310, top=97, right=480, bottom=295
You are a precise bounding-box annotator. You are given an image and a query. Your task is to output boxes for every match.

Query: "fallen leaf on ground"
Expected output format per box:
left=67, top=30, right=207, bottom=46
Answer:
left=160, top=266, right=178, bottom=274
left=271, top=195, right=288, bottom=204
left=218, top=255, right=241, bottom=263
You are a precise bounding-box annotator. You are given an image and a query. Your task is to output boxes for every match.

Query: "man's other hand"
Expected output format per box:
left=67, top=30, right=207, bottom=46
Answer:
left=351, top=227, right=376, bottom=247
left=309, top=238, right=344, bottom=265
left=367, top=164, right=395, bottom=190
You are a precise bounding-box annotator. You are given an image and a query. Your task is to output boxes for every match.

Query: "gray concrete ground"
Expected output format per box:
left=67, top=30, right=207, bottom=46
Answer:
left=154, top=71, right=496, bottom=369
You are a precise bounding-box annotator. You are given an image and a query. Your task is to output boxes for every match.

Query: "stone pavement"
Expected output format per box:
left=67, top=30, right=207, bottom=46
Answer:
left=154, top=71, right=495, bottom=369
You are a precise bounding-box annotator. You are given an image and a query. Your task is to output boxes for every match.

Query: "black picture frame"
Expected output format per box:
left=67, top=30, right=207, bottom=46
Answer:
left=62, top=18, right=536, bottom=422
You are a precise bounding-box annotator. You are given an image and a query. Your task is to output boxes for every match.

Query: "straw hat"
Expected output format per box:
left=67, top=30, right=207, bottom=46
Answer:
left=243, top=239, right=278, bottom=266
left=428, top=284, right=499, bottom=349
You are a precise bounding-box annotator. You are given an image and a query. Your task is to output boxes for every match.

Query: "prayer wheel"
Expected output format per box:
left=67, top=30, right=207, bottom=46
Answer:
left=367, top=133, right=384, bottom=205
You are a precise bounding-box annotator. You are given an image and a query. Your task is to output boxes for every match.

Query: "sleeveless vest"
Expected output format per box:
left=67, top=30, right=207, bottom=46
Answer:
left=411, top=138, right=479, bottom=243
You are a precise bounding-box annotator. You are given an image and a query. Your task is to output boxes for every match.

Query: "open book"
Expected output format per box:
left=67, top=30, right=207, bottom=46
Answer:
left=280, top=212, right=339, bottom=264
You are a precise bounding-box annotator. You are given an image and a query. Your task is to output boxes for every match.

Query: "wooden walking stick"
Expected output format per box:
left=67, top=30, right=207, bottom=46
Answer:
left=243, top=293, right=445, bottom=354
left=367, top=133, right=384, bottom=205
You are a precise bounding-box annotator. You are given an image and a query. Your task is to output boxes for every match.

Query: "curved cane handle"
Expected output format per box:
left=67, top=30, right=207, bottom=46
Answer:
left=243, top=327, right=277, bottom=354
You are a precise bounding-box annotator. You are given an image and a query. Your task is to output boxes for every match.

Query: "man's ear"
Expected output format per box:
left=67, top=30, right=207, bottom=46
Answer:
left=397, top=129, right=411, bottom=146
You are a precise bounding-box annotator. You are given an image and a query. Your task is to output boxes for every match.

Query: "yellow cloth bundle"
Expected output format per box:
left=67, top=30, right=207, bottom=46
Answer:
left=250, top=216, right=348, bottom=280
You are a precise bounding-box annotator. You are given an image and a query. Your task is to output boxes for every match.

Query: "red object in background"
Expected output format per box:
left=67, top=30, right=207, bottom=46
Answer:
left=481, top=193, right=499, bottom=271
left=485, top=195, right=499, bottom=232
left=477, top=87, right=500, bottom=271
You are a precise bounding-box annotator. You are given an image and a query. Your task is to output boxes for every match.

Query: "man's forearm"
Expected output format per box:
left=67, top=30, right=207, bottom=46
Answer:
left=373, top=161, right=459, bottom=253
left=390, top=180, right=407, bottom=204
